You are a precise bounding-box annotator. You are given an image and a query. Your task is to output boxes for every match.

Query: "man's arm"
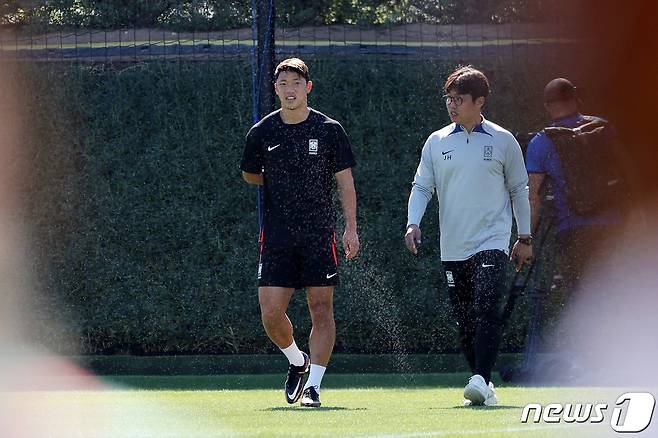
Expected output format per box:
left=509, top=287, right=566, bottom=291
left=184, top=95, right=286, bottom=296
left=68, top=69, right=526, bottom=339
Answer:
left=335, top=168, right=359, bottom=260
left=504, top=134, right=533, bottom=271
left=528, top=172, right=546, bottom=233
left=405, top=138, right=436, bottom=254
left=240, top=125, right=264, bottom=184
left=241, top=171, right=263, bottom=185
left=524, top=133, right=550, bottom=234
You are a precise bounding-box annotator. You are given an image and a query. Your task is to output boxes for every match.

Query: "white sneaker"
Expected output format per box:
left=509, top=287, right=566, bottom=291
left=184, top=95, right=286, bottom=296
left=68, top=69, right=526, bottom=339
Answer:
left=464, top=375, right=498, bottom=406
left=463, top=374, right=488, bottom=405
left=483, top=381, right=498, bottom=406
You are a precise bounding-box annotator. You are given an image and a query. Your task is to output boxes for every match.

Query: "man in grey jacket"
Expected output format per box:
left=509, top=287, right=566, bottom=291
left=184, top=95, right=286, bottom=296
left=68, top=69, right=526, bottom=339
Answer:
left=405, top=65, right=533, bottom=406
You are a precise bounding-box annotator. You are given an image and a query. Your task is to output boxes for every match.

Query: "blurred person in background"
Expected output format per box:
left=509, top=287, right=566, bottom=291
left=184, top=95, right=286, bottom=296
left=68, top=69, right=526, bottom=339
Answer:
left=525, top=78, right=631, bottom=301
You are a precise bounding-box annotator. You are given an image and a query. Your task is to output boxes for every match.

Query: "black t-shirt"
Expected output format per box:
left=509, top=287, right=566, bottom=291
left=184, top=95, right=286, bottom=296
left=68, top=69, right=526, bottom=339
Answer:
left=240, top=108, right=355, bottom=246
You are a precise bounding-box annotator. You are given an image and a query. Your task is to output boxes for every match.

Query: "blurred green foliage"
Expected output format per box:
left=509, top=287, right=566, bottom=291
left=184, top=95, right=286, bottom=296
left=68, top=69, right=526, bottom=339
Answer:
left=2, top=0, right=559, bottom=31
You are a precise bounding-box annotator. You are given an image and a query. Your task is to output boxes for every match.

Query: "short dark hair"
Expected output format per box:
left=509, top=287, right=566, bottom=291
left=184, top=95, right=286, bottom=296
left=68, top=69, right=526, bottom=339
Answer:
left=443, top=65, right=490, bottom=100
left=543, top=78, right=577, bottom=103
left=274, top=58, right=310, bottom=82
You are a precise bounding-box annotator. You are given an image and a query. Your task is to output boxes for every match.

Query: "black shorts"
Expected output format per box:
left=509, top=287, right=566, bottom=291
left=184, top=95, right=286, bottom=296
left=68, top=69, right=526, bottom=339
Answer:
left=257, top=234, right=339, bottom=289
left=441, top=249, right=508, bottom=318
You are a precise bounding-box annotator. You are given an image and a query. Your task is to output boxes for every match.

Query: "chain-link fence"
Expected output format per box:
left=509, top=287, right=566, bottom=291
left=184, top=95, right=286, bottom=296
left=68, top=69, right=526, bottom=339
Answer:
left=0, top=1, right=580, bottom=63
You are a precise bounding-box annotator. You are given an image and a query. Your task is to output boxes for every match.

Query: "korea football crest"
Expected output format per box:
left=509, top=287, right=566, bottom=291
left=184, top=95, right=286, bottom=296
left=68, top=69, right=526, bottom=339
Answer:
left=308, top=139, right=319, bottom=155
left=445, top=270, right=455, bottom=287
left=483, top=145, right=493, bottom=161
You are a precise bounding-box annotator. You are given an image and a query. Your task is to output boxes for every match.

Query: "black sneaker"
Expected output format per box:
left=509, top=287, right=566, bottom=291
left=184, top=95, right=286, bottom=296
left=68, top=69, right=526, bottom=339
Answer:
left=284, top=352, right=310, bottom=404
left=300, top=386, right=321, bottom=407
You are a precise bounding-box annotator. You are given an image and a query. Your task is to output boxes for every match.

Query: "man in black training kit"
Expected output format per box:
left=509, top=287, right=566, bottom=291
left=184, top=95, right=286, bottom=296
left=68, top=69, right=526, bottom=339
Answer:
left=405, top=66, right=533, bottom=406
left=240, top=58, right=359, bottom=408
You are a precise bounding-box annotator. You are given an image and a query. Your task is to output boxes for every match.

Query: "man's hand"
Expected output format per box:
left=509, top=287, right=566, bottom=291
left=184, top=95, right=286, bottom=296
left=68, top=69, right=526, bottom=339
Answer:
left=510, top=240, right=533, bottom=272
left=404, top=224, right=422, bottom=255
left=241, top=171, right=263, bottom=185
left=343, top=227, right=360, bottom=260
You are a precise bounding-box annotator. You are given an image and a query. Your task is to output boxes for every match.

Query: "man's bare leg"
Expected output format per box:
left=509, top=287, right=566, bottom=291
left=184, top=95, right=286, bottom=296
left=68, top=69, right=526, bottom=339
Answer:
left=301, top=285, right=335, bottom=406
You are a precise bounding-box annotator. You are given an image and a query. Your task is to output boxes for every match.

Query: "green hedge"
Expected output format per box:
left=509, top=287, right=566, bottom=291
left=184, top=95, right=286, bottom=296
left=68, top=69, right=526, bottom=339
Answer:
left=74, top=353, right=526, bottom=376
left=13, top=58, right=558, bottom=355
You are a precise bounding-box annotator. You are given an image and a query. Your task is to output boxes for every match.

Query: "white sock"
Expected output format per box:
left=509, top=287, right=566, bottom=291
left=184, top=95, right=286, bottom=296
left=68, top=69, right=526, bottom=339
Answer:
left=303, top=364, right=326, bottom=392
left=280, top=340, right=305, bottom=366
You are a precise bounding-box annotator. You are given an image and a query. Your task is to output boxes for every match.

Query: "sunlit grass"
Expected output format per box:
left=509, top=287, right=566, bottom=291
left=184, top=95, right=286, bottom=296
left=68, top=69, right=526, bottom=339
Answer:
left=3, top=373, right=627, bottom=437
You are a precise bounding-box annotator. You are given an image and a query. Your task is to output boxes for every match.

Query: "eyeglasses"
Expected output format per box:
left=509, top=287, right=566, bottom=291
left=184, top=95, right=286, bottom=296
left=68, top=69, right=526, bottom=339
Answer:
left=443, top=94, right=464, bottom=106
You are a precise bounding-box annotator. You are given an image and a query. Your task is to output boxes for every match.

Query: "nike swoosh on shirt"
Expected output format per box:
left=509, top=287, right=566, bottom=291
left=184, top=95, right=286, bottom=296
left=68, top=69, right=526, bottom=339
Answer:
left=267, top=144, right=280, bottom=151
left=326, top=273, right=338, bottom=279
left=482, top=264, right=495, bottom=268
left=442, top=149, right=454, bottom=155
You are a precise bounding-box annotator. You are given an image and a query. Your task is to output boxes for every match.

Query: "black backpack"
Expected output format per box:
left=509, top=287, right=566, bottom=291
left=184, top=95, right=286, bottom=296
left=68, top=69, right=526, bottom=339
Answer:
left=543, top=116, right=627, bottom=216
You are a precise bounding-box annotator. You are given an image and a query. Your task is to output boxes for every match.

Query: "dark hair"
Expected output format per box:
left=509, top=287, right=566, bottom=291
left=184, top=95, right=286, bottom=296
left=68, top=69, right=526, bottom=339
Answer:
left=543, top=78, right=577, bottom=103
left=443, top=65, right=490, bottom=100
left=274, top=58, right=310, bottom=82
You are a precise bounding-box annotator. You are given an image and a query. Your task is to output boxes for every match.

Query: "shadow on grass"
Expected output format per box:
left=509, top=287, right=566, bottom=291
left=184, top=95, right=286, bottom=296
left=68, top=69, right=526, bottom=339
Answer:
left=261, top=406, right=366, bottom=412
left=101, top=372, right=477, bottom=390
left=431, top=405, right=521, bottom=410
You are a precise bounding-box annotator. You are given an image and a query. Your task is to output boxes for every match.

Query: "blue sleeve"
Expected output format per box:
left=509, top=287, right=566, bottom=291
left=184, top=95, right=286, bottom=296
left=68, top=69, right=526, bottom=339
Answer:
left=525, top=133, right=550, bottom=174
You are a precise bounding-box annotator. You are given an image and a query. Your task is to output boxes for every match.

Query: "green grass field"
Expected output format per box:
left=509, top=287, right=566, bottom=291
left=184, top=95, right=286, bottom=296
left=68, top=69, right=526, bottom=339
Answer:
left=2, top=373, right=630, bottom=437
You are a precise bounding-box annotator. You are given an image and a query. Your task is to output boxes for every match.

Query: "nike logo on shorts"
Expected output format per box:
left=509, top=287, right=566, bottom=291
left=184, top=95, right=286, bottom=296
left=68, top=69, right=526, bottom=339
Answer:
left=326, top=273, right=338, bottom=279
left=482, top=263, right=495, bottom=268
left=267, top=144, right=280, bottom=151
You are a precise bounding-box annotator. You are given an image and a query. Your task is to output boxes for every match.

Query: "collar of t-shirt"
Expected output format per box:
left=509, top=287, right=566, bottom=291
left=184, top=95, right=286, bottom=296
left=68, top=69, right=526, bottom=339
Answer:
left=548, top=113, right=583, bottom=128
left=451, top=114, right=489, bottom=134
left=277, top=108, right=313, bottom=126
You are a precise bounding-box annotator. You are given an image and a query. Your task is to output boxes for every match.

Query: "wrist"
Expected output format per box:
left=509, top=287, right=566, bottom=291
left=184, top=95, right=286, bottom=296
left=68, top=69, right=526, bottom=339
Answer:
left=517, top=235, right=533, bottom=245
